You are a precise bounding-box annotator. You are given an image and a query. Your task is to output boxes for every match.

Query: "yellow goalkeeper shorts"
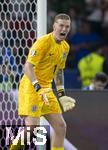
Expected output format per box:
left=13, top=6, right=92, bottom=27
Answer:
left=18, top=82, right=62, bottom=117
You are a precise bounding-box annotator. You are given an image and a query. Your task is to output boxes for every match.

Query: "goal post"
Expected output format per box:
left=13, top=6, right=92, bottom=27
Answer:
left=37, top=0, right=47, bottom=38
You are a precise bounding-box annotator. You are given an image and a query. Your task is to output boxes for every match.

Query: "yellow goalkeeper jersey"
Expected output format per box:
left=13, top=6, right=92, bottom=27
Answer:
left=21, top=32, right=70, bottom=88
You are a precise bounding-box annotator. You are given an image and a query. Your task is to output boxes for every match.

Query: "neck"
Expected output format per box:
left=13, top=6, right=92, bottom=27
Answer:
left=52, top=32, right=61, bottom=44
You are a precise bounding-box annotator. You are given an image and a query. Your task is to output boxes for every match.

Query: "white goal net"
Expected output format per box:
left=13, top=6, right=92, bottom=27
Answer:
left=0, top=0, right=37, bottom=125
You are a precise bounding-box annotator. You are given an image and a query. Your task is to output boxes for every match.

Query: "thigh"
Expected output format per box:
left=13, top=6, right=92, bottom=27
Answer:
left=18, top=87, right=44, bottom=117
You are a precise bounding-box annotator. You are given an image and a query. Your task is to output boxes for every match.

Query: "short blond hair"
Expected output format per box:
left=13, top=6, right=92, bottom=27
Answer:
left=54, top=13, right=71, bottom=22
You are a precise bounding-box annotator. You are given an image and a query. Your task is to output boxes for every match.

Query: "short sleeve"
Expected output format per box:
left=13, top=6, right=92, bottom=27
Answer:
left=27, top=36, right=50, bottom=66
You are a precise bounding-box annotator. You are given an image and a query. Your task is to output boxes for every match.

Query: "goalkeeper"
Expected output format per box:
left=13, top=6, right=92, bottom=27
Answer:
left=10, top=13, right=76, bottom=150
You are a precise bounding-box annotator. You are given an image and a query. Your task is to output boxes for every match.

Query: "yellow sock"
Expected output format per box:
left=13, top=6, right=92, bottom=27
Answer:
left=10, top=141, right=24, bottom=150
left=51, top=147, right=64, bottom=150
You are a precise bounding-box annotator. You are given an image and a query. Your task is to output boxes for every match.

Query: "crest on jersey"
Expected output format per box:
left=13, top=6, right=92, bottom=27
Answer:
left=30, top=50, right=36, bottom=56
left=62, top=52, right=67, bottom=60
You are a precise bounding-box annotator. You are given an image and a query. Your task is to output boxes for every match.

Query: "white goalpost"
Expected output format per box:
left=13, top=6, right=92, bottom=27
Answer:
left=37, top=0, right=47, bottom=38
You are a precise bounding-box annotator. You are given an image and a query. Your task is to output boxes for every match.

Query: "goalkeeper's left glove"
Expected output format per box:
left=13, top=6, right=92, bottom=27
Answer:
left=57, top=89, right=76, bottom=112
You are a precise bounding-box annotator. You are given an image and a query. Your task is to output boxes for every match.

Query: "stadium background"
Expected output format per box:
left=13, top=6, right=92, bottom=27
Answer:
left=0, top=0, right=108, bottom=149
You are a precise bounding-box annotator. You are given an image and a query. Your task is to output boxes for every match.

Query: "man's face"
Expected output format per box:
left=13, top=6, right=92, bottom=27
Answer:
left=93, top=81, right=107, bottom=90
left=53, top=19, right=71, bottom=42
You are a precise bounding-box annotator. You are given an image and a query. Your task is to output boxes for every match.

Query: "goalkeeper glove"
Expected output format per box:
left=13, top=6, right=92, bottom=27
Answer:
left=57, top=89, right=76, bottom=112
left=32, top=80, right=50, bottom=105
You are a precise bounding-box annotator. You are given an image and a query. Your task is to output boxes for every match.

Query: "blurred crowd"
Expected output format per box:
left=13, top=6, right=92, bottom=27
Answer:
left=0, top=0, right=108, bottom=90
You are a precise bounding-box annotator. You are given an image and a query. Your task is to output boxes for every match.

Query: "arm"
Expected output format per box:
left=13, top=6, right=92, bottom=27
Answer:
left=24, top=61, right=49, bottom=105
left=24, top=62, right=37, bottom=83
left=24, top=61, right=41, bottom=91
left=54, top=69, right=76, bottom=112
left=54, top=69, right=65, bottom=95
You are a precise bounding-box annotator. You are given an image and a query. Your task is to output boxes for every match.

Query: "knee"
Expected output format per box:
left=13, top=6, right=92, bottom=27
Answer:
left=54, top=120, right=67, bottom=133
left=60, top=121, right=67, bottom=133
left=60, top=121, right=67, bottom=130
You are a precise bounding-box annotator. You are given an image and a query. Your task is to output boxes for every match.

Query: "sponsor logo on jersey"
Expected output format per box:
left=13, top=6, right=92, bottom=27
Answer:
left=49, top=53, right=54, bottom=56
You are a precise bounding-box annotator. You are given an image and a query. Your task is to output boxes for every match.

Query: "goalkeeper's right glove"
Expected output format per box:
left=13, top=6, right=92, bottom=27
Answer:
left=32, top=81, right=50, bottom=105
